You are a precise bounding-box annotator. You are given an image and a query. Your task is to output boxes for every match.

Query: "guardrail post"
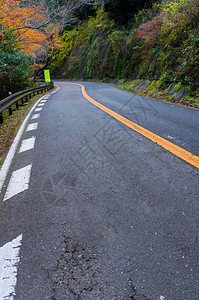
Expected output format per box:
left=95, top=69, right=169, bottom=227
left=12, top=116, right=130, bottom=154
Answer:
left=0, top=113, right=3, bottom=124
left=9, top=106, right=12, bottom=115
left=16, top=101, right=19, bottom=109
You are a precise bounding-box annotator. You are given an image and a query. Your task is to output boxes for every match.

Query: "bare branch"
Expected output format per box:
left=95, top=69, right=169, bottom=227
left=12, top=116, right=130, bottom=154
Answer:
left=12, top=21, right=51, bottom=32
left=5, top=0, right=86, bottom=32
left=80, top=0, right=105, bottom=4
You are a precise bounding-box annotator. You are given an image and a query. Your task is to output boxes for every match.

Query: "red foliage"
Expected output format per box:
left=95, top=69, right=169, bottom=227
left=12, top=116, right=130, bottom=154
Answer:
left=138, top=18, right=162, bottom=42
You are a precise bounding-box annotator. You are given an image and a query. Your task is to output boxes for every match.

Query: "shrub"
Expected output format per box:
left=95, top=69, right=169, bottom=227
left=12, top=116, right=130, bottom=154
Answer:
left=138, top=17, right=162, bottom=44
left=161, top=0, right=199, bottom=29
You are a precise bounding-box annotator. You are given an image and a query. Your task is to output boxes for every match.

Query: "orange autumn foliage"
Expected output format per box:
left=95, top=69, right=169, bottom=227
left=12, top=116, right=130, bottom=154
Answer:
left=0, top=0, right=61, bottom=57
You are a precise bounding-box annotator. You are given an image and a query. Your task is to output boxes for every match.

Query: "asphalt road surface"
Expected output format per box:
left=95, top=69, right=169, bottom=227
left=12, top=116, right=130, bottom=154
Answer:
left=0, top=81, right=199, bottom=300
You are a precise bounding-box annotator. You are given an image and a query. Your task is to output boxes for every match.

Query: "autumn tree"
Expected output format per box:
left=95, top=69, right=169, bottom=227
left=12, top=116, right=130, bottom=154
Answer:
left=0, top=0, right=85, bottom=88
left=0, top=0, right=60, bottom=56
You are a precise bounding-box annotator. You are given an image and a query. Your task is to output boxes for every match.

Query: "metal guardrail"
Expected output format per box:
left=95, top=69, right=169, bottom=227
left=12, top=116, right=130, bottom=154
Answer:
left=0, top=82, right=54, bottom=124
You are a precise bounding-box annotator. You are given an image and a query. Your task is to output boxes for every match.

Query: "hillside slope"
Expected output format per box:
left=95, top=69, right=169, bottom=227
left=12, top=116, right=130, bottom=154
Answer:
left=51, top=1, right=199, bottom=106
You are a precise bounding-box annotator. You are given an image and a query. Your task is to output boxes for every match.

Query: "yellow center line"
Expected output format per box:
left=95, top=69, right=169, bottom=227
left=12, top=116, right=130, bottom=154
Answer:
left=66, top=82, right=199, bottom=169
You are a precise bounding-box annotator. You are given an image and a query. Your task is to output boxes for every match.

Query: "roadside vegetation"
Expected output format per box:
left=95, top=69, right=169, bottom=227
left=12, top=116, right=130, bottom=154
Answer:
left=0, top=0, right=80, bottom=99
left=51, top=0, right=199, bottom=107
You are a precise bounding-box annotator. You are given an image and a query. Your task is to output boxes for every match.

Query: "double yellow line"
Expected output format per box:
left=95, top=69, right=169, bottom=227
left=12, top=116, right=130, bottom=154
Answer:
left=67, top=82, right=199, bottom=169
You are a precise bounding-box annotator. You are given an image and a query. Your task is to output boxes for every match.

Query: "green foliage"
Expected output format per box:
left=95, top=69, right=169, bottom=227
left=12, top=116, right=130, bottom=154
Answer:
left=161, top=0, right=199, bottom=29
left=108, top=30, right=127, bottom=54
left=0, top=28, right=33, bottom=100
left=51, top=29, right=77, bottom=69
left=51, top=0, right=199, bottom=84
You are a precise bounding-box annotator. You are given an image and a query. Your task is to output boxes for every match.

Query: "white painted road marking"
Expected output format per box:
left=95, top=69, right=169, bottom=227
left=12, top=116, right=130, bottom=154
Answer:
left=18, top=137, right=35, bottom=153
left=0, top=234, right=22, bottom=300
left=0, top=102, right=40, bottom=193
left=38, top=103, right=45, bottom=107
left=26, top=123, right=38, bottom=132
left=0, top=86, right=59, bottom=193
left=167, top=135, right=174, bottom=140
left=3, top=164, right=32, bottom=201
left=40, top=100, right=47, bottom=103
left=31, top=114, right=40, bottom=120
left=35, top=107, right=42, bottom=112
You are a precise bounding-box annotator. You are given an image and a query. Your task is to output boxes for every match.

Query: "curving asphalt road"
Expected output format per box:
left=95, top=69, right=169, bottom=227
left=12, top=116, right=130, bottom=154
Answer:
left=0, top=81, right=199, bottom=300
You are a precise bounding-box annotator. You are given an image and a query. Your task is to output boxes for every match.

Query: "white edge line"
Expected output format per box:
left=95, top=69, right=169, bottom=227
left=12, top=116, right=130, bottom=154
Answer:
left=0, top=86, right=59, bottom=193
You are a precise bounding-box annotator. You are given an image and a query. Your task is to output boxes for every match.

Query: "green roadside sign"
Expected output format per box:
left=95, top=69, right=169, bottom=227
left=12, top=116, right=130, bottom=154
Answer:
left=44, top=69, right=51, bottom=83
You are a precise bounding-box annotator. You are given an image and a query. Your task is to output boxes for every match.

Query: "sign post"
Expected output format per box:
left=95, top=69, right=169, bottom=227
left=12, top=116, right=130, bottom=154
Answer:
left=44, top=69, right=51, bottom=83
